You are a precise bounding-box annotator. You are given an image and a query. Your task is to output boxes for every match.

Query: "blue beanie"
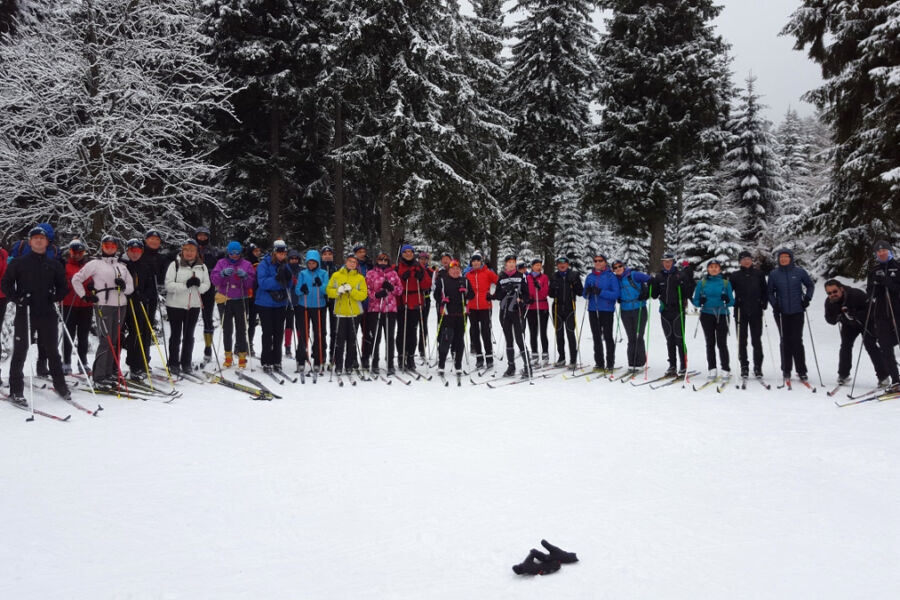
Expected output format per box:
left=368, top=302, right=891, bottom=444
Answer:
left=226, top=241, right=242, bottom=255
left=401, top=244, right=414, bottom=253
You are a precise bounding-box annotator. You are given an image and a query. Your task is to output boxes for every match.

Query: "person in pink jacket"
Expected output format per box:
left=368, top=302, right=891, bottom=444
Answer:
left=71, top=235, right=135, bottom=388
left=361, top=251, right=402, bottom=375
left=526, top=258, right=551, bottom=365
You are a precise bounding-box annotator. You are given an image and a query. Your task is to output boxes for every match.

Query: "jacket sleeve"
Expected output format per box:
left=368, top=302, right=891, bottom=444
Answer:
left=366, top=271, right=379, bottom=303
left=801, top=269, right=814, bottom=302
left=165, top=261, right=184, bottom=295
left=433, top=277, right=445, bottom=305
left=767, top=274, right=778, bottom=311
left=52, top=262, right=68, bottom=302
left=257, top=260, right=280, bottom=292
left=198, top=266, right=211, bottom=295
left=519, top=275, right=530, bottom=304
left=582, top=274, right=592, bottom=299
left=725, top=281, right=735, bottom=307
left=210, top=259, right=226, bottom=289
left=464, top=280, right=475, bottom=301
left=571, top=272, right=584, bottom=296
left=349, top=274, right=367, bottom=302
left=389, top=271, right=402, bottom=299
left=758, top=273, right=769, bottom=310
left=71, top=260, right=95, bottom=298
left=823, top=300, right=839, bottom=325
left=600, top=275, right=620, bottom=303
left=326, top=272, right=340, bottom=300
left=118, top=264, right=135, bottom=296
left=691, top=282, right=702, bottom=307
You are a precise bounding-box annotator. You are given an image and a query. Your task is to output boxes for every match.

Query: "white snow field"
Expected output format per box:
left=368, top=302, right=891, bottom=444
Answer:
left=1, top=298, right=899, bottom=599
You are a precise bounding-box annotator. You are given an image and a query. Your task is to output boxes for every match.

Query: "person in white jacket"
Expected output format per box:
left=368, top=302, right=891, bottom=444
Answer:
left=164, top=239, right=211, bottom=375
left=71, top=235, right=135, bottom=388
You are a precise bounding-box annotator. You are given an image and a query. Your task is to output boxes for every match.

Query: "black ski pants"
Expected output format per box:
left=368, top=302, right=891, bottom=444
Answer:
left=9, top=305, right=68, bottom=397
left=257, top=305, right=286, bottom=368
left=437, top=315, right=465, bottom=370
left=62, top=304, right=92, bottom=369
left=305, top=307, right=327, bottom=367
left=588, top=310, right=615, bottom=369
left=553, top=304, right=577, bottom=363
left=775, top=312, right=808, bottom=377
left=700, top=312, right=730, bottom=371
left=527, top=308, right=550, bottom=356
left=396, top=307, right=420, bottom=369
left=873, top=317, right=899, bottom=383
left=620, top=307, right=647, bottom=368
left=660, top=311, right=686, bottom=371
left=837, top=321, right=887, bottom=381
left=221, top=298, right=249, bottom=354
left=468, top=309, right=493, bottom=360
left=124, top=300, right=153, bottom=374
left=167, top=306, right=200, bottom=371
left=363, top=311, right=396, bottom=370
left=735, top=310, right=764, bottom=372
left=334, top=316, right=359, bottom=371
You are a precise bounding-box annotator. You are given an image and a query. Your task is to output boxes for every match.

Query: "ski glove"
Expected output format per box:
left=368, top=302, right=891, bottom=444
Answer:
left=486, top=293, right=494, bottom=302
left=414, top=268, right=425, bottom=281
left=401, top=270, right=412, bottom=281
left=276, top=266, right=293, bottom=286
left=186, top=275, right=201, bottom=288
left=236, top=269, right=247, bottom=279
left=721, top=292, right=728, bottom=303
left=441, top=296, right=450, bottom=304
left=802, top=298, right=811, bottom=309
left=313, top=276, right=322, bottom=287
left=699, top=294, right=707, bottom=306
left=114, top=277, right=126, bottom=289
left=375, top=289, right=388, bottom=299
left=534, top=281, right=541, bottom=290
left=382, top=280, right=394, bottom=292
left=270, top=289, right=287, bottom=303
left=222, top=267, right=235, bottom=277
left=338, top=283, right=352, bottom=294
left=82, top=292, right=99, bottom=304
left=299, top=284, right=309, bottom=295
left=458, top=287, right=467, bottom=295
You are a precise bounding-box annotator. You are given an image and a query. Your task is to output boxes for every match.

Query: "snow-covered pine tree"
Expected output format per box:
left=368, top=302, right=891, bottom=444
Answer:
left=678, top=164, right=742, bottom=272
left=0, top=0, right=232, bottom=243
left=774, top=108, right=813, bottom=243
left=325, top=0, right=477, bottom=256
left=203, top=0, right=332, bottom=245
left=584, top=0, right=733, bottom=269
left=505, top=0, right=596, bottom=263
left=783, top=1, right=900, bottom=276
left=619, top=235, right=650, bottom=272
left=723, top=74, right=784, bottom=258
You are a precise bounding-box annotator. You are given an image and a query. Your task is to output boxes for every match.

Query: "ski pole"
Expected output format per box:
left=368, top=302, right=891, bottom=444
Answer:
left=677, top=285, right=690, bottom=379
left=26, top=303, right=35, bottom=420
left=128, top=298, right=153, bottom=390
left=53, top=302, right=95, bottom=395
left=848, top=291, right=874, bottom=397
left=572, top=296, right=588, bottom=374
left=805, top=308, right=824, bottom=387
left=642, top=285, right=653, bottom=378
left=139, top=299, right=175, bottom=389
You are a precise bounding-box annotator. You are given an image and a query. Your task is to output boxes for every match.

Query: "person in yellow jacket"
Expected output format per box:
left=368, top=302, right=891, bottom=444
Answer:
left=326, top=254, right=368, bottom=373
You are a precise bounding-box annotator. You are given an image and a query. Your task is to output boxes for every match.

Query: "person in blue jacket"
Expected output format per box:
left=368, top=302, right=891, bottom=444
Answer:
left=692, top=259, right=735, bottom=379
left=612, top=259, right=651, bottom=372
left=296, top=249, right=329, bottom=370
left=255, top=240, right=293, bottom=372
left=767, top=248, right=814, bottom=382
left=583, top=253, right=620, bottom=370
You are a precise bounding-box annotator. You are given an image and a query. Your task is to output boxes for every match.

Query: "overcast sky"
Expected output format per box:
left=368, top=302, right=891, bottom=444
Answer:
left=460, top=0, right=824, bottom=124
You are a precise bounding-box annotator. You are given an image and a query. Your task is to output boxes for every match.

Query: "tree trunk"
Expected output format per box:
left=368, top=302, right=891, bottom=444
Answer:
left=333, top=98, right=345, bottom=259
left=268, top=107, right=282, bottom=241
left=648, top=215, right=666, bottom=271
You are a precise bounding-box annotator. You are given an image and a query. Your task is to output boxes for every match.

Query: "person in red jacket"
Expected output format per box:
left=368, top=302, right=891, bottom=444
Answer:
left=526, top=258, right=551, bottom=366
left=395, top=244, right=432, bottom=371
left=61, top=239, right=94, bottom=375
left=465, top=253, right=499, bottom=370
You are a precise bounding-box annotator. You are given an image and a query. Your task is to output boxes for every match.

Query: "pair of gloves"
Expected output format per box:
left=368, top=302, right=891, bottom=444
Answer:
left=297, top=276, right=325, bottom=296
left=220, top=267, right=248, bottom=279
left=400, top=268, right=425, bottom=282
left=441, top=287, right=468, bottom=304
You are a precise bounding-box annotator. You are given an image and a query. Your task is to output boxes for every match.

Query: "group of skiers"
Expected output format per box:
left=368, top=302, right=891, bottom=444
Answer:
left=0, top=222, right=898, bottom=407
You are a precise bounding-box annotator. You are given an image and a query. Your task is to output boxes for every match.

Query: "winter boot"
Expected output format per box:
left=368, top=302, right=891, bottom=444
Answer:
left=204, top=333, right=213, bottom=359
left=503, top=348, right=516, bottom=377
left=62, top=364, right=72, bottom=375
left=238, top=352, right=247, bottom=369
left=485, top=354, right=494, bottom=369
left=707, top=369, right=718, bottom=380
left=664, top=366, right=677, bottom=378
left=878, top=377, right=890, bottom=388
left=56, top=386, right=72, bottom=401
left=799, top=373, right=809, bottom=383
left=540, top=539, right=579, bottom=564
left=837, top=375, right=849, bottom=385
left=36, top=359, right=49, bottom=377
left=9, top=395, right=28, bottom=407
left=520, top=352, right=532, bottom=378
left=740, top=365, right=749, bottom=379
left=555, top=357, right=567, bottom=367
left=224, top=352, right=233, bottom=368
left=754, top=367, right=763, bottom=379
left=284, top=345, right=292, bottom=359
left=541, top=352, right=549, bottom=366
left=475, top=354, right=485, bottom=369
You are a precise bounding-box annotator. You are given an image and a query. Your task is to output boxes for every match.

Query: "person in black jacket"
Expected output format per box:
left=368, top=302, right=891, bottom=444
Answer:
left=651, top=252, right=695, bottom=377
left=194, top=226, right=223, bottom=362
left=494, top=255, right=531, bottom=377
left=0, top=227, right=71, bottom=404
left=823, top=280, right=888, bottom=385
left=730, top=250, right=769, bottom=378
left=121, top=238, right=159, bottom=382
left=548, top=256, right=583, bottom=367
left=433, top=260, right=474, bottom=374
left=866, top=240, right=900, bottom=386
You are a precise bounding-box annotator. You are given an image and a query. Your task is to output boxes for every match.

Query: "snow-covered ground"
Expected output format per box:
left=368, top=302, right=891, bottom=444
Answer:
left=1, top=298, right=899, bottom=599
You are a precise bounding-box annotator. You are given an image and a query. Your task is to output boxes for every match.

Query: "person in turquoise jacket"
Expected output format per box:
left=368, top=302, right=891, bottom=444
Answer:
left=612, top=259, right=651, bottom=371
left=295, top=249, right=329, bottom=369
left=691, top=259, right=735, bottom=379
left=583, top=253, right=620, bottom=370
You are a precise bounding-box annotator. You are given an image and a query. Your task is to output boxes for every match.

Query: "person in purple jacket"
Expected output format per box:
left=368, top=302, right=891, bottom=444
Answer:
left=583, top=253, right=620, bottom=371
left=210, top=241, right=256, bottom=369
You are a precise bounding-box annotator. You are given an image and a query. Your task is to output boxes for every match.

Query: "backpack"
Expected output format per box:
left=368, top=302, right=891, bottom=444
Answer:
left=627, top=273, right=649, bottom=302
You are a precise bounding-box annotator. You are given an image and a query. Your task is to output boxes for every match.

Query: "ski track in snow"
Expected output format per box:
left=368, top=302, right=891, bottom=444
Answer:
left=1, top=302, right=898, bottom=599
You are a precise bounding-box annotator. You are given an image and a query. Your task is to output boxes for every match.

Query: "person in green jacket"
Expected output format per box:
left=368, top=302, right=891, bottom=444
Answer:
left=326, top=255, right=368, bottom=373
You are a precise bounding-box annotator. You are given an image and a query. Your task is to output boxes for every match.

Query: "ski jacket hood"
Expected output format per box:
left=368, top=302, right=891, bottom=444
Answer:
left=305, top=249, right=321, bottom=267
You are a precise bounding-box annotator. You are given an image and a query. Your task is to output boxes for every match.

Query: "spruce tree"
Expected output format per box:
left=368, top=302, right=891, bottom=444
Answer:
left=724, top=74, right=784, bottom=257
left=505, top=0, right=596, bottom=263
left=585, top=0, right=733, bottom=268
left=678, top=165, right=742, bottom=271
left=783, top=1, right=900, bottom=276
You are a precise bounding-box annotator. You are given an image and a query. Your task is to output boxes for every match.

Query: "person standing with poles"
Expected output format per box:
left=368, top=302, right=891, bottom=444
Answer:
left=767, top=248, right=815, bottom=384
left=866, top=240, right=900, bottom=388
left=526, top=258, right=551, bottom=367
left=692, top=259, right=734, bottom=380
left=161, top=239, right=210, bottom=376
left=823, top=280, right=888, bottom=386
left=433, top=260, right=474, bottom=377
left=296, top=249, right=329, bottom=374
left=193, top=226, right=223, bottom=365
left=210, top=241, right=256, bottom=369
left=120, top=238, right=157, bottom=382
left=61, top=239, right=94, bottom=376
left=255, top=240, right=292, bottom=373
left=395, top=244, right=431, bottom=372
left=0, top=226, right=72, bottom=404
left=583, top=253, right=620, bottom=372
left=319, top=245, right=338, bottom=365
left=71, top=235, right=135, bottom=389
left=651, top=252, right=695, bottom=377
left=361, top=251, right=402, bottom=374
left=548, top=256, right=583, bottom=367
left=730, top=250, right=768, bottom=379
left=494, top=255, right=531, bottom=377
left=611, top=259, right=651, bottom=375
left=417, top=251, right=435, bottom=362
left=327, top=254, right=368, bottom=375
left=464, top=252, right=498, bottom=371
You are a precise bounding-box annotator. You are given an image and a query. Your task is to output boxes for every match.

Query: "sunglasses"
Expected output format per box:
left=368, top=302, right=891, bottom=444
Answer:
left=593, top=259, right=605, bottom=264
